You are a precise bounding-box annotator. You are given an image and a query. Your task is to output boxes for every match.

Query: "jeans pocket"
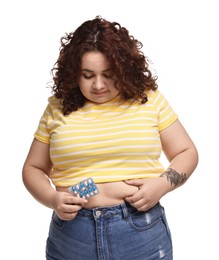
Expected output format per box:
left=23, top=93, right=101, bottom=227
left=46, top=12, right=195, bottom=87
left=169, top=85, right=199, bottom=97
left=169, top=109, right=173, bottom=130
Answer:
left=51, top=211, right=65, bottom=230
left=128, top=208, right=162, bottom=231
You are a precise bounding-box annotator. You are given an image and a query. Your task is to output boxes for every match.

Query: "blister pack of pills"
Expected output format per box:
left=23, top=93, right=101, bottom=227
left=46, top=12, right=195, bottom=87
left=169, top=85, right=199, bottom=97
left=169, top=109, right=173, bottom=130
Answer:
left=68, top=178, right=99, bottom=199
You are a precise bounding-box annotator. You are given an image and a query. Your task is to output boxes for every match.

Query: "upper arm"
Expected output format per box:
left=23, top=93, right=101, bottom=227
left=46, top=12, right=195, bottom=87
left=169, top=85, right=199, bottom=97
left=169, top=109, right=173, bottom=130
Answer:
left=23, top=138, right=52, bottom=175
left=160, top=119, right=197, bottom=162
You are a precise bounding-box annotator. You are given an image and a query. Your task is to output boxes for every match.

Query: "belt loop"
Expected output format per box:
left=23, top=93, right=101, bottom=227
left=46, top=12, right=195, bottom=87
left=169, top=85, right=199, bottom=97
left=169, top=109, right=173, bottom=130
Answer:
left=121, top=203, right=129, bottom=219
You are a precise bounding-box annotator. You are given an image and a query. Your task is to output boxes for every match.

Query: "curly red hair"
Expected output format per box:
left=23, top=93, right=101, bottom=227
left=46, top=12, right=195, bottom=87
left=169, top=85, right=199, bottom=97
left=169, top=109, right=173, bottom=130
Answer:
left=51, top=16, right=158, bottom=115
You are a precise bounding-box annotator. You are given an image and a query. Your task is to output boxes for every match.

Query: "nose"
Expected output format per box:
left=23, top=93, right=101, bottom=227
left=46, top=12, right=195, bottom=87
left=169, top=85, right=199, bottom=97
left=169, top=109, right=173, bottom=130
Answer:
left=92, top=77, right=105, bottom=91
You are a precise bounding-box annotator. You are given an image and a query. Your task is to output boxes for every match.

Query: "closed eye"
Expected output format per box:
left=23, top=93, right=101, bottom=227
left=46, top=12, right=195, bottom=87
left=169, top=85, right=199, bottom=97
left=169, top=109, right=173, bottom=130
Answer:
left=103, top=72, right=114, bottom=78
left=83, top=74, right=94, bottom=79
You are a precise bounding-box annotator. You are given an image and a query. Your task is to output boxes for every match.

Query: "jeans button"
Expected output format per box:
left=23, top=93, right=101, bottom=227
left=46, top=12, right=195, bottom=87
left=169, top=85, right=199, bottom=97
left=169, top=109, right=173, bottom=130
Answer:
left=95, top=210, right=101, bottom=217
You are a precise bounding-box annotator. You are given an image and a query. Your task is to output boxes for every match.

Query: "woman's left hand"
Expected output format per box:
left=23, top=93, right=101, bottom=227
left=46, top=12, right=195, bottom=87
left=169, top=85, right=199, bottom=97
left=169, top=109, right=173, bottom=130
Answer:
left=124, top=177, right=170, bottom=211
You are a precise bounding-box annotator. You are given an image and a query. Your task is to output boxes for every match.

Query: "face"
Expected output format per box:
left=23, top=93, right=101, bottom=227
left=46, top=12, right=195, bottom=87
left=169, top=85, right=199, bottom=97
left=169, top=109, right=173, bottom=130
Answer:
left=78, top=51, right=120, bottom=103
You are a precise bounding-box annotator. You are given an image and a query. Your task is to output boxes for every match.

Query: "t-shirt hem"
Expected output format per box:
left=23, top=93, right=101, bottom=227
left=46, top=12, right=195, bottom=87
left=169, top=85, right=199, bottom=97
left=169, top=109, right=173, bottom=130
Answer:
left=34, top=134, right=50, bottom=144
left=51, top=174, right=162, bottom=187
left=159, top=115, right=178, bottom=132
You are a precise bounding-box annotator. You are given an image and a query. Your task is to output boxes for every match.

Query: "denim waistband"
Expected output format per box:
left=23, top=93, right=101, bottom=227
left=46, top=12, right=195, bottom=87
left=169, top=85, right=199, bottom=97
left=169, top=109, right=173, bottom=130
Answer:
left=78, top=202, right=162, bottom=220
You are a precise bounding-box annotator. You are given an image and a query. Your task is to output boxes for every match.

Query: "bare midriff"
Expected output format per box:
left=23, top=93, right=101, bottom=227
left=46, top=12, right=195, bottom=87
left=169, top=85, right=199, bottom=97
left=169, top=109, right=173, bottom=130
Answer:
left=56, top=181, right=139, bottom=208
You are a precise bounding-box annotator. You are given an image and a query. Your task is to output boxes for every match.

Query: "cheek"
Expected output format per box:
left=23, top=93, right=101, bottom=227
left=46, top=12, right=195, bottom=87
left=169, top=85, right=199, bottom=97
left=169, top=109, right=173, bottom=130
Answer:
left=111, top=85, right=120, bottom=95
left=79, top=86, right=89, bottom=97
left=78, top=80, right=90, bottom=93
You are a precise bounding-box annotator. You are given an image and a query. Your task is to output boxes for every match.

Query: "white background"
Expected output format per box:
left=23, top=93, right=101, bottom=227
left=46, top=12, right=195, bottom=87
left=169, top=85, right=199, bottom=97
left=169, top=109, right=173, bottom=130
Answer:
left=1, top=0, right=218, bottom=259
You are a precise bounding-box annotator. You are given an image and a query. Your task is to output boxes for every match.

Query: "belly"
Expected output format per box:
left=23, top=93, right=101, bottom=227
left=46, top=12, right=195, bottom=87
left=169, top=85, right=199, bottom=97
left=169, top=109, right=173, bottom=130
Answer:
left=56, top=181, right=139, bottom=208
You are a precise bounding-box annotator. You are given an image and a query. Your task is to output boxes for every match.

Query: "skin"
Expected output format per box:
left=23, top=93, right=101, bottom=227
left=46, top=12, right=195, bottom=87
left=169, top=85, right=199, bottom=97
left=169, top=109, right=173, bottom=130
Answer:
left=78, top=51, right=120, bottom=103
left=22, top=51, right=198, bottom=220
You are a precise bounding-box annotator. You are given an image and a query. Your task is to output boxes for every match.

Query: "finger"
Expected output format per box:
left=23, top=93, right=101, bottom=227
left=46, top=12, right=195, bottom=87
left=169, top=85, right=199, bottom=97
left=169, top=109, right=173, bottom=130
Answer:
left=125, top=192, right=147, bottom=208
left=124, top=196, right=132, bottom=204
left=65, top=195, right=88, bottom=205
left=124, top=179, right=143, bottom=187
left=132, top=199, right=146, bottom=209
left=127, top=189, right=143, bottom=203
left=63, top=204, right=83, bottom=213
left=125, top=195, right=140, bottom=205
left=127, top=199, right=148, bottom=211
left=61, top=212, right=78, bottom=221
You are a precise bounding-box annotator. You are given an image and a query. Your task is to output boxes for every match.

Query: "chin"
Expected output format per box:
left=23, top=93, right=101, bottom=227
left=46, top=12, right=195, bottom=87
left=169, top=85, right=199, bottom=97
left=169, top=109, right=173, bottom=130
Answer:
left=90, top=97, right=110, bottom=104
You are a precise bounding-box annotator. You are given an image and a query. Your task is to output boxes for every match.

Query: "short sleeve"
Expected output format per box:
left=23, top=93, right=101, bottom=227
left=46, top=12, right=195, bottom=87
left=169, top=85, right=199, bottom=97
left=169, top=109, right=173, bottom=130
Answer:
left=153, top=90, right=178, bottom=132
left=34, top=104, right=52, bottom=144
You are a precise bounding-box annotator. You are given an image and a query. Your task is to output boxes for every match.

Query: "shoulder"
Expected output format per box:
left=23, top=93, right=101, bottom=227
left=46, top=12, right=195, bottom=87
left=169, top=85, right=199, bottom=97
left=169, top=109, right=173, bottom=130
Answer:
left=146, top=89, right=163, bottom=99
left=47, top=95, right=62, bottom=112
left=147, top=89, right=178, bottom=131
left=40, top=96, right=63, bottom=120
left=146, top=89, right=166, bottom=105
left=48, top=95, right=61, bottom=107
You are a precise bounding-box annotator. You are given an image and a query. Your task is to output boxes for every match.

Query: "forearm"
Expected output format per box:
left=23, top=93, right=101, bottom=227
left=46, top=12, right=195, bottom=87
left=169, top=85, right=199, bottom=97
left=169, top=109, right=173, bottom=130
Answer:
left=22, top=166, right=57, bottom=209
left=160, top=147, right=198, bottom=192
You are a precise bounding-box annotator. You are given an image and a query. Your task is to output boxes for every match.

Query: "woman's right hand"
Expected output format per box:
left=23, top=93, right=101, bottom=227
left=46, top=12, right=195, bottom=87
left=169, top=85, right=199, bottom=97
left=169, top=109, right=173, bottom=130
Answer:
left=51, top=191, right=88, bottom=221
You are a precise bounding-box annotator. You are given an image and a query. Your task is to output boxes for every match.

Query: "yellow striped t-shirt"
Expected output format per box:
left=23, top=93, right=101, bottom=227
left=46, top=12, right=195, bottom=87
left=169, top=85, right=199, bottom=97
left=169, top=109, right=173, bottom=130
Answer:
left=34, top=89, right=178, bottom=187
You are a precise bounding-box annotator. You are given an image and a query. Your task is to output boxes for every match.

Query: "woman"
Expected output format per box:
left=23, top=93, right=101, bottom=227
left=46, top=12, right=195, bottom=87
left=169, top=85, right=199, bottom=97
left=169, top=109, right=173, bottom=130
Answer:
left=22, top=16, right=198, bottom=259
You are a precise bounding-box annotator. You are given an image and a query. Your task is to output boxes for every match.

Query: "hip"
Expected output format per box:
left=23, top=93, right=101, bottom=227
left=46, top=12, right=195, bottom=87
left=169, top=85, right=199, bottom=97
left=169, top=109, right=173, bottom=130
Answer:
left=46, top=202, right=173, bottom=260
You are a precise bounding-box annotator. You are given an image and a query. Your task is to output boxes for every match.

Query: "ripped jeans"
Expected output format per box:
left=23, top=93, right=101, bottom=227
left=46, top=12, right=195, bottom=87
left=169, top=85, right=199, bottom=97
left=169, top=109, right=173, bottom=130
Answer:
left=46, top=202, right=173, bottom=260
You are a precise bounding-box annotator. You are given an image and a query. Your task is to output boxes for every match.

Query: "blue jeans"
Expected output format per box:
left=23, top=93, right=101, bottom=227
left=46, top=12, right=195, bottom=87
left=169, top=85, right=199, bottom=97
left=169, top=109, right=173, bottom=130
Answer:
left=46, top=202, right=172, bottom=260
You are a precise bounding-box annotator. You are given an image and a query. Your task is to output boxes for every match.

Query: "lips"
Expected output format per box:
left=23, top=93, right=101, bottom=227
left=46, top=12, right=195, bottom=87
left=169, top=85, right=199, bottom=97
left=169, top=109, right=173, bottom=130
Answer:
left=93, top=91, right=108, bottom=95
